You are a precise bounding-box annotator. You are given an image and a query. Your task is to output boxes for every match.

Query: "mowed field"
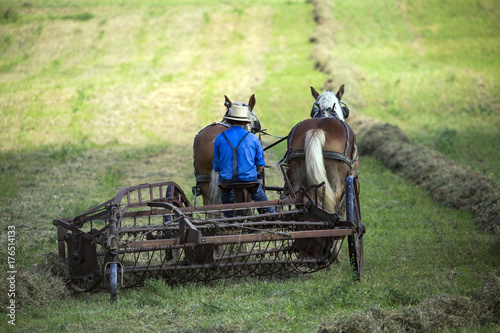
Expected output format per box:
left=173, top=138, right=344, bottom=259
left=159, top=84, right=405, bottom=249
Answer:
left=0, top=0, right=499, bottom=332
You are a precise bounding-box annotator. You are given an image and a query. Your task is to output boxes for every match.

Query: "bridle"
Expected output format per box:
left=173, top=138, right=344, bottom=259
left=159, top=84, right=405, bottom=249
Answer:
left=224, top=103, right=261, bottom=134
left=311, top=100, right=350, bottom=120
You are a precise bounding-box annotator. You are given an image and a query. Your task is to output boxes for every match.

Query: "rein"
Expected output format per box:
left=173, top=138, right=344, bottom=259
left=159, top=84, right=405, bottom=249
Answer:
left=259, top=130, right=289, bottom=168
left=257, top=120, right=359, bottom=171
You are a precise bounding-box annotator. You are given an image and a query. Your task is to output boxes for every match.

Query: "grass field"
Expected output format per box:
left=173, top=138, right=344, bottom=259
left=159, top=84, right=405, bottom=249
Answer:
left=329, top=0, right=500, bottom=181
left=0, top=0, right=499, bottom=332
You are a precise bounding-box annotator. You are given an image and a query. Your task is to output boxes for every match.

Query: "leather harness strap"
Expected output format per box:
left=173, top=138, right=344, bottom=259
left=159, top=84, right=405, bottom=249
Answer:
left=286, top=150, right=355, bottom=166
left=286, top=119, right=358, bottom=171
left=221, top=131, right=250, bottom=181
left=341, top=120, right=350, bottom=155
left=195, top=174, right=211, bottom=183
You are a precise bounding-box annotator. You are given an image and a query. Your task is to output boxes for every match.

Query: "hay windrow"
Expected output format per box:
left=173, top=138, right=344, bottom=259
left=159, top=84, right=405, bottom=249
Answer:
left=318, top=270, right=500, bottom=333
left=0, top=253, right=70, bottom=313
left=358, top=123, right=500, bottom=234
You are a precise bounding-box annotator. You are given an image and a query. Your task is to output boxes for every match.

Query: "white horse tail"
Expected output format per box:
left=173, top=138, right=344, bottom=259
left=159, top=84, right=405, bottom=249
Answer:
left=304, top=129, right=335, bottom=213
left=208, top=169, right=221, bottom=205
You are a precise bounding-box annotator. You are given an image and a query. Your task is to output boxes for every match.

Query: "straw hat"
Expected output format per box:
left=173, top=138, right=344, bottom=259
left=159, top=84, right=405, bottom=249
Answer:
left=224, top=105, right=250, bottom=122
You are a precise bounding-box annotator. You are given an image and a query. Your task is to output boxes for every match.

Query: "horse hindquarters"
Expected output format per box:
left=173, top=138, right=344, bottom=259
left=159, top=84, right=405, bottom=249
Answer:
left=304, top=129, right=336, bottom=213
left=287, top=159, right=306, bottom=195
left=324, top=160, right=349, bottom=216
left=193, top=124, right=226, bottom=206
left=304, top=129, right=344, bottom=262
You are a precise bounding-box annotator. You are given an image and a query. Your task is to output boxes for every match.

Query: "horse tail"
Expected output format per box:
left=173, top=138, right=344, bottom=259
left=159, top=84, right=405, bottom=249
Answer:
left=208, top=169, right=221, bottom=205
left=305, top=129, right=343, bottom=262
left=304, top=129, right=335, bottom=213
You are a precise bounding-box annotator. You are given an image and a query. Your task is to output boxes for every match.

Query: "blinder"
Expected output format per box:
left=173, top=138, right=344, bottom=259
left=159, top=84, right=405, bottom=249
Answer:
left=310, top=101, right=350, bottom=119
left=310, top=102, right=320, bottom=118
left=340, top=102, right=349, bottom=119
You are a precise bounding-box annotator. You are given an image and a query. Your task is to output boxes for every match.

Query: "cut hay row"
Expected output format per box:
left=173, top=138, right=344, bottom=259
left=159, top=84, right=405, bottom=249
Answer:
left=308, top=0, right=499, bottom=331
left=309, top=0, right=499, bottom=237
left=358, top=123, right=500, bottom=235
left=318, top=271, right=500, bottom=333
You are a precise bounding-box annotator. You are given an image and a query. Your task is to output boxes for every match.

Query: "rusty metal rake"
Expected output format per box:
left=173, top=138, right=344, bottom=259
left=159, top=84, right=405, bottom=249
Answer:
left=53, top=177, right=364, bottom=300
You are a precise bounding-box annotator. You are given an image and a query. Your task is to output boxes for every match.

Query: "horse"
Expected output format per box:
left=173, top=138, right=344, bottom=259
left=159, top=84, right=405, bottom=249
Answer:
left=193, top=95, right=261, bottom=206
left=286, top=85, right=359, bottom=262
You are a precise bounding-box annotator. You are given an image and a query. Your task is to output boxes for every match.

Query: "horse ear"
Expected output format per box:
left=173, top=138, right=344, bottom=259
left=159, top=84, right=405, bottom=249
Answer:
left=224, top=95, right=232, bottom=109
left=336, top=84, right=345, bottom=101
left=310, top=87, right=320, bottom=100
left=248, top=94, right=256, bottom=110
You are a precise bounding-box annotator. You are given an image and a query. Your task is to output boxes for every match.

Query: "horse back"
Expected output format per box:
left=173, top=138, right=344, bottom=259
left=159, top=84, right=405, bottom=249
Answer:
left=288, top=118, right=356, bottom=159
left=193, top=124, right=228, bottom=176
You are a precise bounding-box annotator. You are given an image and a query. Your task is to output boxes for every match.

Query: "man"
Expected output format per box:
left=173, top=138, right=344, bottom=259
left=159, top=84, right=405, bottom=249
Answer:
left=213, top=105, right=274, bottom=215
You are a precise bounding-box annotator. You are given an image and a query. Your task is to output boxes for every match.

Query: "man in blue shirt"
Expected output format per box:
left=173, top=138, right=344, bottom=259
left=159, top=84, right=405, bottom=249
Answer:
left=213, top=105, right=274, bottom=215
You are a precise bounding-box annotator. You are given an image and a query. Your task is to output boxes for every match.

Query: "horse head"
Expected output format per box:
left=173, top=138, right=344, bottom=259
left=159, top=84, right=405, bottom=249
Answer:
left=223, top=94, right=261, bottom=134
left=310, top=85, right=349, bottom=121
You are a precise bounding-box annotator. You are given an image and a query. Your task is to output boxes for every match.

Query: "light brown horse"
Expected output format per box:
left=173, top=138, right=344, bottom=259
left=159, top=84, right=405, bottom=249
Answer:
left=193, top=95, right=261, bottom=206
left=286, top=85, right=359, bottom=261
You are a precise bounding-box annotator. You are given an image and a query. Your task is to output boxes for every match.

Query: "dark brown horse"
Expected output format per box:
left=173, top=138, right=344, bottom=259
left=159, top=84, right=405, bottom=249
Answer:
left=286, top=85, right=359, bottom=260
left=193, top=95, right=261, bottom=206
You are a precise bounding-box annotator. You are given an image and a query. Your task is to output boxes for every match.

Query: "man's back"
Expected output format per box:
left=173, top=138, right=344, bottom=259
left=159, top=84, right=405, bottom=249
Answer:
left=213, top=126, right=265, bottom=182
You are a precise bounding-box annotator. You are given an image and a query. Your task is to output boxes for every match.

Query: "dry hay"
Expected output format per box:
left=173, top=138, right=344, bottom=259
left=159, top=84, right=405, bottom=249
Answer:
left=308, top=0, right=365, bottom=110
left=318, top=270, right=500, bottom=332
left=358, top=123, right=500, bottom=236
left=0, top=253, right=70, bottom=313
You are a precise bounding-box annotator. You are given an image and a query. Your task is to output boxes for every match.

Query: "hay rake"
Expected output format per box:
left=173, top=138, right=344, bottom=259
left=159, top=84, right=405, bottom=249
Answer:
left=53, top=175, right=364, bottom=300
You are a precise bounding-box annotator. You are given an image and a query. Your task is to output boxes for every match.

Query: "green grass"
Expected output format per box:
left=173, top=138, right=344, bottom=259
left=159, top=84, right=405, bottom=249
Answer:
left=330, top=0, right=500, bottom=181
left=3, top=157, right=498, bottom=332
left=0, top=0, right=498, bottom=332
left=255, top=2, right=328, bottom=136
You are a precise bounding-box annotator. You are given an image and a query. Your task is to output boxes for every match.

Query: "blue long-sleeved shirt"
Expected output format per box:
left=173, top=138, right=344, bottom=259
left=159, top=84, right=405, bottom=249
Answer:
left=213, top=126, right=265, bottom=181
